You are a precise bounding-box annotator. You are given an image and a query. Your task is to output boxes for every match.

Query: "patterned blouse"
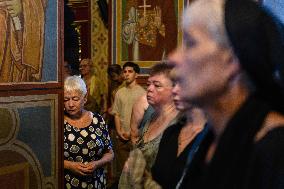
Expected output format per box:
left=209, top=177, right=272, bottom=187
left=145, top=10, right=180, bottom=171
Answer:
left=64, top=112, right=112, bottom=189
left=136, top=116, right=180, bottom=170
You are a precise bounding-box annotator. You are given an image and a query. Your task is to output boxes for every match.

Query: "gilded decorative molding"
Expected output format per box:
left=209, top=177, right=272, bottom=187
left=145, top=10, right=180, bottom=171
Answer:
left=67, top=0, right=88, bottom=5
left=91, top=1, right=109, bottom=111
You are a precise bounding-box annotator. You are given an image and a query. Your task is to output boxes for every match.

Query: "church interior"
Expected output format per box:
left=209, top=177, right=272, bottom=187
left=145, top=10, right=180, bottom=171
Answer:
left=0, top=0, right=283, bottom=188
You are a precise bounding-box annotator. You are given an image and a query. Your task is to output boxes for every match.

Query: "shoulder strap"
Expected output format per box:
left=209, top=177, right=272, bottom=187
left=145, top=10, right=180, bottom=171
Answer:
left=138, top=105, right=155, bottom=129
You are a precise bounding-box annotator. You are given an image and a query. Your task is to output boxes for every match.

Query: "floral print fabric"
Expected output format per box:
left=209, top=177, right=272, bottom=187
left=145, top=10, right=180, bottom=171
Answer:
left=64, top=113, right=112, bottom=189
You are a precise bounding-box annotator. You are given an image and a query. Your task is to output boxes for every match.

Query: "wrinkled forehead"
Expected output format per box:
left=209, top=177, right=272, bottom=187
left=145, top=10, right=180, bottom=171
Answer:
left=64, top=89, right=84, bottom=97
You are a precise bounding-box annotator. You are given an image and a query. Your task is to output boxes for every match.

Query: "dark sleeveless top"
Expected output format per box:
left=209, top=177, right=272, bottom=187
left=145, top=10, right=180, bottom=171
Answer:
left=181, top=95, right=284, bottom=189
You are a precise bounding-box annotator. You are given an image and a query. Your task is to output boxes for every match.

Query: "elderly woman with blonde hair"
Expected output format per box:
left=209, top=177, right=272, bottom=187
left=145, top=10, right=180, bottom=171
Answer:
left=79, top=58, right=104, bottom=113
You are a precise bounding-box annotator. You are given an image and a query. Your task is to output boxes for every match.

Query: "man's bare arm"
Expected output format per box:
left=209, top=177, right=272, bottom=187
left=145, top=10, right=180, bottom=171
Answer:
left=130, top=95, right=149, bottom=144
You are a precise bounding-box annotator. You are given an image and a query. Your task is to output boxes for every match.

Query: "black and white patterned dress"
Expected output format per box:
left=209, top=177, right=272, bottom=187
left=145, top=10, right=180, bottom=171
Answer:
left=64, top=112, right=112, bottom=189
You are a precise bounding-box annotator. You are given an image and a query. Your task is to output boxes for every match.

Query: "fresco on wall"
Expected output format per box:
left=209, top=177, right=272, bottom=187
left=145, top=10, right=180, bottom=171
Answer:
left=0, top=94, right=59, bottom=188
left=111, top=0, right=184, bottom=75
left=112, top=0, right=184, bottom=72
left=0, top=0, right=58, bottom=84
left=121, top=0, right=178, bottom=62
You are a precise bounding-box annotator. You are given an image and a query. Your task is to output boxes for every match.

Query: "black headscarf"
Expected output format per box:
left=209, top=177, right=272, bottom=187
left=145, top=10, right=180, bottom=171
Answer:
left=181, top=1, right=284, bottom=188
left=225, top=0, right=284, bottom=113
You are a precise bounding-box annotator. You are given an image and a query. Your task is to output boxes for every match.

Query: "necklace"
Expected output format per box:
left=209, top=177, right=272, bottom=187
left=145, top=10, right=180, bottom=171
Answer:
left=144, top=108, right=178, bottom=143
left=178, top=126, right=202, bottom=146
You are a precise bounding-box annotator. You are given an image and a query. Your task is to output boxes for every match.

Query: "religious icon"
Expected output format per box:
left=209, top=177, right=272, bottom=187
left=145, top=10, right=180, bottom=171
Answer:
left=0, top=0, right=45, bottom=82
left=121, top=0, right=178, bottom=62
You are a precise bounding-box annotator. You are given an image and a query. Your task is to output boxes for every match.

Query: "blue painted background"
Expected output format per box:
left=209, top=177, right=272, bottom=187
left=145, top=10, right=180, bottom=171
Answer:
left=42, top=0, right=58, bottom=82
left=17, top=107, right=52, bottom=177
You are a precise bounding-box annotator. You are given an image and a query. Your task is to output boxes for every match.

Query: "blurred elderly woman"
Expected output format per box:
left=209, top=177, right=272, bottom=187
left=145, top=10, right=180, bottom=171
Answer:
left=79, top=58, right=104, bottom=113
left=64, top=76, right=113, bottom=189
left=169, top=0, right=284, bottom=188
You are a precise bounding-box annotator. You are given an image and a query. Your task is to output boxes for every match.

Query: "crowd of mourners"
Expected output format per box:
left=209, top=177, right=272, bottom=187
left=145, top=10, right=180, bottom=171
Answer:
left=63, top=0, right=284, bottom=188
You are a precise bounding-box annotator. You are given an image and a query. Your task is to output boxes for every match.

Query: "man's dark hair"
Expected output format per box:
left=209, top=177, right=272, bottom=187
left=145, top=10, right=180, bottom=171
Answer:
left=123, top=62, right=140, bottom=73
left=149, top=62, right=174, bottom=77
left=107, top=64, right=122, bottom=76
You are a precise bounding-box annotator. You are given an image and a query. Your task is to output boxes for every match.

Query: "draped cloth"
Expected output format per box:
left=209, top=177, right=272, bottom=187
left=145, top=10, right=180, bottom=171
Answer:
left=0, top=0, right=45, bottom=82
left=199, top=96, right=270, bottom=188
left=183, top=95, right=284, bottom=189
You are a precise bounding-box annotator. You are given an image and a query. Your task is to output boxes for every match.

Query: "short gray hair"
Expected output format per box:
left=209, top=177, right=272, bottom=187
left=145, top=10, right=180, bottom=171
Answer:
left=183, top=0, right=231, bottom=48
left=183, top=0, right=255, bottom=92
left=64, top=75, right=87, bottom=96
